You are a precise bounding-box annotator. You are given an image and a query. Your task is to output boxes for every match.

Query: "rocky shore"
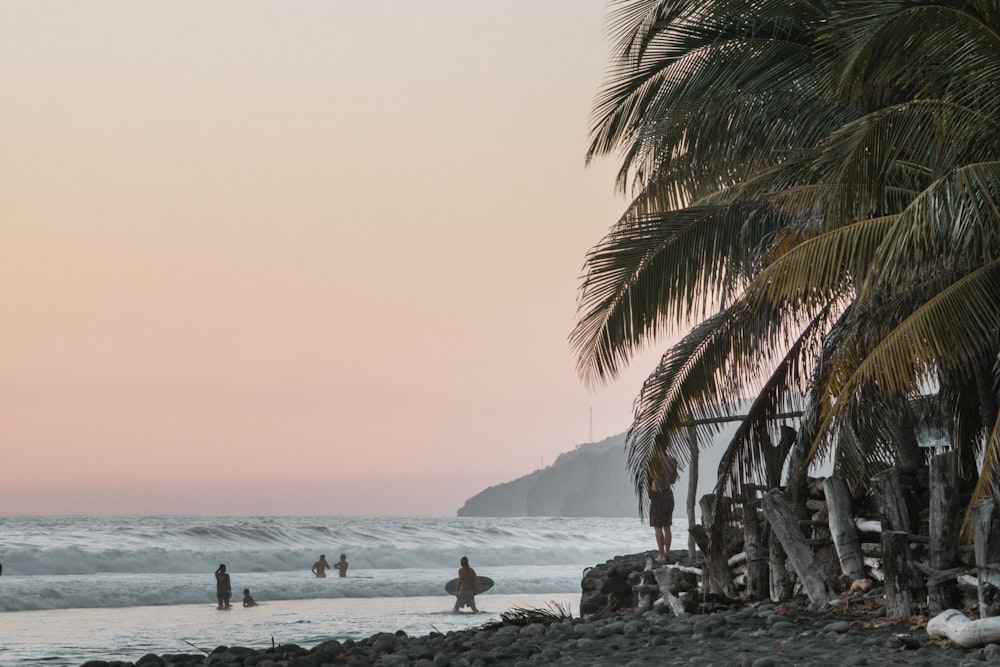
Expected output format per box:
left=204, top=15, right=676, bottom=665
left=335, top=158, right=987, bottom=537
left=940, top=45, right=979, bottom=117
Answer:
left=76, top=599, right=983, bottom=667
left=77, top=551, right=986, bottom=667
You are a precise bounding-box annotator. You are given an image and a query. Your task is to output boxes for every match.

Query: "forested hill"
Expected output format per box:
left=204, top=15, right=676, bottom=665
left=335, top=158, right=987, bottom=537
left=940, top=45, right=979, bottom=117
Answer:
left=457, top=433, right=701, bottom=518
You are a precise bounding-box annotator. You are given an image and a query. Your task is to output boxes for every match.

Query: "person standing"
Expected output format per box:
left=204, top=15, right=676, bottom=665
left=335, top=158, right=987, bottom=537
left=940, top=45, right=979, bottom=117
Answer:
left=453, top=556, right=478, bottom=613
left=333, top=553, right=349, bottom=577
left=312, top=554, right=331, bottom=577
left=215, top=564, right=232, bottom=609
left=648, top=453, right=678, bottom=563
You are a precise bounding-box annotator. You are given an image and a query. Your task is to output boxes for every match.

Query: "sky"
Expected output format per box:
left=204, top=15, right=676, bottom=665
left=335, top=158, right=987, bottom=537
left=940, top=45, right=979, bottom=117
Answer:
left=0, top=1, right=668, bottom=516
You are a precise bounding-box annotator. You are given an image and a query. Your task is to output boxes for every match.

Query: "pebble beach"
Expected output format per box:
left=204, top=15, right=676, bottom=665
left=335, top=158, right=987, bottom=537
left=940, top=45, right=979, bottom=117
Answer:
left=74, top=594, right=982, bottom=667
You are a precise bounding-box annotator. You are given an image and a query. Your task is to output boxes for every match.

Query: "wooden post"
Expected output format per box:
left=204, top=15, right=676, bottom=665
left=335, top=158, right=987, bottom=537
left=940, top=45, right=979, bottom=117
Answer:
left=761, top=489, right=836, bottom=607
left=928, top=450, right=960, bottom=612
left=871, top=467, right=911, bottom=533
left=687, top=425, right=698, bottom=559
left=972, top=499, right=1000, bottom=617
left=690, top=520, right=737, bottom=598
left=742, top=496, right=768, bottom=599
left=882, top=530, right=914, bottom=618
left=635, top=558, right=658, bottom=610
left=768, top=526, right=794, bottom=601
left=823, top=476, right=865, bottom=580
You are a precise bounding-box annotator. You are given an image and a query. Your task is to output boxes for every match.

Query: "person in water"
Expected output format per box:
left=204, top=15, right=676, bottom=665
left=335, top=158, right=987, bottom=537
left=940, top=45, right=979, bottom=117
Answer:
left=312, top=554, right=331, bottom=577
left=453, top=556, right=478, bottom=613
left=215, top=564, right=232, bottom=609
left=333, top=553, right=349, bottom=577
left=242, top=588, right=256, bottom=607
left=648, top=453, right=678, bottom=563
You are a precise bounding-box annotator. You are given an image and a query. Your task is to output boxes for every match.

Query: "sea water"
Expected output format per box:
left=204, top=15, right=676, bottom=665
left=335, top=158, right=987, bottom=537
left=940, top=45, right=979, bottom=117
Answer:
left=0, top=515, right=688, bottom=666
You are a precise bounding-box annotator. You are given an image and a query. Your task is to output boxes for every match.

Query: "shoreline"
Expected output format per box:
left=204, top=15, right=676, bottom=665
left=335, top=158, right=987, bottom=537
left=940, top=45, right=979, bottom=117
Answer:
left=73, top=595, right=979, bottom=667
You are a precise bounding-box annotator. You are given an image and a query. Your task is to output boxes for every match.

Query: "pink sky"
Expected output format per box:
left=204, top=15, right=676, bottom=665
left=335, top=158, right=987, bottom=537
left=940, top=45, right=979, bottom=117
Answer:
left=0, top=1, right=666, bottom=516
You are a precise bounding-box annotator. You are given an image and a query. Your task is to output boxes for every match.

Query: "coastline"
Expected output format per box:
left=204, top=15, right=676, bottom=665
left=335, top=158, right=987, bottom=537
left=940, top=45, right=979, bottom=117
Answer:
left=64, top=545, right=984, bottom=667
left=72, top=594, right=976, bottom=667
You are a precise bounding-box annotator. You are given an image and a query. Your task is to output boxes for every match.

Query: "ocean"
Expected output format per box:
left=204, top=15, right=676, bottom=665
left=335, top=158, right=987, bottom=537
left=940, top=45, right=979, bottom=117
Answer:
left=0, top=515, right=688, bottom=666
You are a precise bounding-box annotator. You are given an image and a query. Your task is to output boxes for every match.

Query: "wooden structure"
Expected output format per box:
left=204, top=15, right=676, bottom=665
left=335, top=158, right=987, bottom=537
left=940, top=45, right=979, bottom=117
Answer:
left=641, top=445, right=1000, bottom=637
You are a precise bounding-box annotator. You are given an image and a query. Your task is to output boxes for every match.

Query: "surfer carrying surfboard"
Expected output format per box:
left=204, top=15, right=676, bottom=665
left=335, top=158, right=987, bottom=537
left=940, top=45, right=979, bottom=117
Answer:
left=453, top=556, right=479, bottom=613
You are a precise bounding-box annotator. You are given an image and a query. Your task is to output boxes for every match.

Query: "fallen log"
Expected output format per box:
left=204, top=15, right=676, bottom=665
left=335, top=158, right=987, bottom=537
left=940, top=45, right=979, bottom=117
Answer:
left=927, top=609, right=1000, bottom=649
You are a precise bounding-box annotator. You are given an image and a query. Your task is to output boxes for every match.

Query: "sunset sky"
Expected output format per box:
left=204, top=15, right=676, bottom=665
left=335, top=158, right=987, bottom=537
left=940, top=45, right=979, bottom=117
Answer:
left=0, top=1, right=668, bottom=516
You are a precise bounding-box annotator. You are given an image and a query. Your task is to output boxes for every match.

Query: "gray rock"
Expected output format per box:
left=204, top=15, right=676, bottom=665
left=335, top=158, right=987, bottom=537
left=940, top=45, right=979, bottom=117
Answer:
left=372, top=633, right=397, bottom=653
left=823, top=620, right=851, bottom=633
left=518, top=623, right=546, bottom=637
left=623, top=620, right=644, bottom=636
left=595, top=620, right=626, bottom=637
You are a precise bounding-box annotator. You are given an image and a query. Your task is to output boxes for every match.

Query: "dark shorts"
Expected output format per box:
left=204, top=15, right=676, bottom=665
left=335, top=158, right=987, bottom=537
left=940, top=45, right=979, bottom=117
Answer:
left=649, top=488, right=674, bottom=527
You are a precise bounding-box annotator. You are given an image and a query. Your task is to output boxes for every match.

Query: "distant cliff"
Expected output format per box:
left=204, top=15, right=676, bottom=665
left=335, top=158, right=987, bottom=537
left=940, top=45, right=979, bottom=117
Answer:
left=456, top=428, right=732, bottom=518
left=458, top=434, right=684, bottom=518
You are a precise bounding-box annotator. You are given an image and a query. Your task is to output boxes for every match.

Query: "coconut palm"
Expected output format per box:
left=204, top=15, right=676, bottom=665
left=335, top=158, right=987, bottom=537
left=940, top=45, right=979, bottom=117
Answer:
left=573, top=0, right=1000, bottom=527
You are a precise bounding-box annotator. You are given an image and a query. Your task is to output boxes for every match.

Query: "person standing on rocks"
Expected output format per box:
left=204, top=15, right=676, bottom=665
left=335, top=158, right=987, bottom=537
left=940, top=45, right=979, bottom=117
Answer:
left=453, top=556, right=479, bottom=613
left=215, top=564, right=232, bottom=609
left=648, top=453, right=678, bottom=563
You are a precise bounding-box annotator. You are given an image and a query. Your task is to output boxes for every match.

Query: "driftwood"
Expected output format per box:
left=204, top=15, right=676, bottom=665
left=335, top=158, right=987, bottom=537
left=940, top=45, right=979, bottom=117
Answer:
left=824, top=476, right=864, bottom=580
left=626, top=556, right=694, bottom=616
left=973, top=499, right=1000, bottom=617
left=652, top=566, right=687, bottom=616
left=913, top=561, right=963, bottom=587
left=927, top=609, right=1000, bottom=649
left=689, top=523, right=737, bottom=598
left=855, top=518, right=882, bottom=534
left=769, top=526, right=793, bottom=601
left=742, top=500, right=769, bottom=599
left=633, top=558, right=660, bottom=610
left=762, top=489, right=836, bottom=607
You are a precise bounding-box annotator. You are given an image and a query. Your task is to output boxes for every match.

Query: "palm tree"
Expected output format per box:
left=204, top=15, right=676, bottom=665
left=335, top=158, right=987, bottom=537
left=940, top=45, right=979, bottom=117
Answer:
left=573, top=0, right=1000, bottom=530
